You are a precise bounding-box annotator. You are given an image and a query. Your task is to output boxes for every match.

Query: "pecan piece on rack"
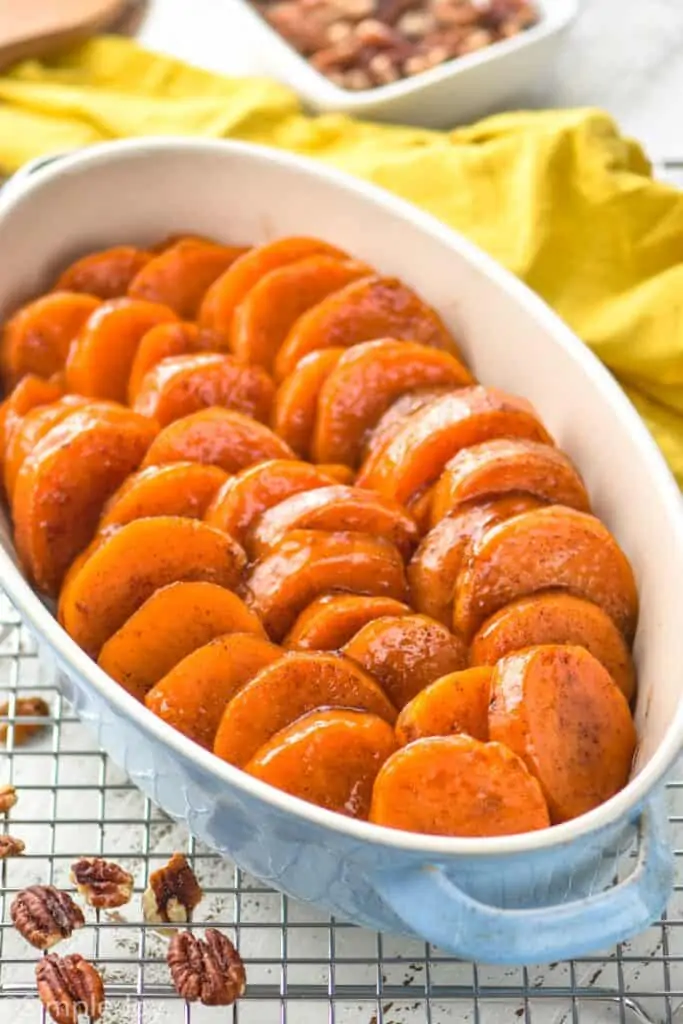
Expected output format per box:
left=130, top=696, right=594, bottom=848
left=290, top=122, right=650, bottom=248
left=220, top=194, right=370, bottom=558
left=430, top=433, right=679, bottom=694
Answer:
left=168, top=928, right=246, bottom=1006
left=142, top=852, right=202, bottom=933
left=36, top=953, right=105, bottom=1024
left=11, top=885, right=85, bottom=950
left=0, top=696, right=50, bottom=745
left=0, top=784, right=18, bottom=813
left=0, top=834, right=25, bottom=857
left=70, top=857, right=134, bottom=909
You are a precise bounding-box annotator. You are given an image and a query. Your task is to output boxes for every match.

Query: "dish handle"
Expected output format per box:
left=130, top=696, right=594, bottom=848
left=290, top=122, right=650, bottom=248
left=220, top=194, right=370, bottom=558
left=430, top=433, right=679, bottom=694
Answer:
left=373, top=796, right=672, bottom=965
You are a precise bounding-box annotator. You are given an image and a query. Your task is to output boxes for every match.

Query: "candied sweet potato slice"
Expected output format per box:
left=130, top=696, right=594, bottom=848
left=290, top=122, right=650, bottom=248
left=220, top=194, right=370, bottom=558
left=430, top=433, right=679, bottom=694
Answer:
left=149, top=233, right=221, bottom=253
left=0, top=374, right=64, bottom=460
left=245, top=709, right=398, bottom=818
left=142, top=408, right=295, bottom=474
left=312, top=339, right=474, bottom=467
left=369, top=735, right=550, bottom=837
left=99, top=462, right=228, bottom=532
left=5, top=395, right=90, bottom=499
left=343, top=613, right=466, bottom=710
left=213, top=651, right=397, bottom=766
left=145, top=633, right=281, bottom=749
left=274, top=276, right=461, bottom=381
left=453, top=506, right=639, bottom=641
left=489, top=645, right=636, bottom=823
left=363, top=385, right=455, bottom=462
left=1, top=292, right=100, bottom=387
left=272, top=348, right=345, bottom=458
left=13, top=404, right=157, bottom=595
left=285, top=594, right=411, bottom=651
left=128, top=240, right=247, bottom=318
left=128, top=322, right=224, bottom=403
left=245, top=529, right=408, bottom=642
left=133, top=353, right=274, bottom=426
left=58, top=516, right=247, bottom=657
left=98, top=581, right=264, bottom=701
left=357, top=386, right=553, bottom=505
left=470, top=592, right=636, bottom=702
left=54, top=246, right=152, bottom=299
left=395, top=667, right=492, bottom=745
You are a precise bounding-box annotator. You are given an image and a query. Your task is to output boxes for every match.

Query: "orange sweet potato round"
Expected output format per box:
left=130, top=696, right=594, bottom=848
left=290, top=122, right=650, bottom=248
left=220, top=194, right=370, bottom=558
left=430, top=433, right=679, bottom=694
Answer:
left=127, top=321, right=225, bottom=403
left=98, top=581, right=264, bottom=701
left=145, top=633, right=282, bottom=749
left=53, top=246, right=152, bottom=299
left=245, top=709, right=398, bottom=818
left=489, top=645, right=636, bottom=823
left=0, top=374, right=64, bottom=464
left=58, top=516, right=247, bottom=657
left=369, top=735, right=550, bottom=837
left=363, top=386, right=455, bottom=463
left=98, top=462, right=229, bottom=533
left=312, top=339, right=474, bottom=467
left=4, top=394, right=90, bottom=499
left=245, top=529, right=408, bottom=642
left=1, top=292, right=100, bottom=387
left=285, top=594, right=411, bottom=650
left=128, top=240, right=248, bottom=318
left=213, top=651, right=397, bottom=766
left=395, top=667, right=492, bottom=745
left=271, top=348, right=345, bottom=458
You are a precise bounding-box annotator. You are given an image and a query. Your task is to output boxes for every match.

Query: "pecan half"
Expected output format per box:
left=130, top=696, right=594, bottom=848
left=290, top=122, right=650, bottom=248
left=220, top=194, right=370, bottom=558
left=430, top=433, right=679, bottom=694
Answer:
left=142, top=853, right=202, bottom=933
left=0, top=783, right=18, bottom=813
left=36, top=953, right=104, bottom=1024
left=168, top=929, right=246, bottom=1006
left=0, top=696, right=50, bottom=745
left=70, top=857, right=134, bottom=910
left=0, top=834, right=24, bottom=857
left=11, top=885, right=85, bottom=949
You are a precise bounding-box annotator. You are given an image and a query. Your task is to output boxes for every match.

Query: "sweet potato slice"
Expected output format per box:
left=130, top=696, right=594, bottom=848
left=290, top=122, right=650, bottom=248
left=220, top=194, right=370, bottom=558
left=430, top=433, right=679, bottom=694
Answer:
left=149, top=233, right=221, bottom=253
left=133, top=353, right=274, bottom=426
left=489, top=645, right=636, bottom=823
left=142, top=408, right=295, bottom=474
left=13, top=404, right=157, bottom=595
left=128, top=240, right=247, bottom=318
left=213, top=651, right=397, bottom=766
left=204, top=459, right=336, bottom=546
left=312, top=339, right=474, bottom=467
left=470, top=592, right=636, bottom=702
left=98, top=581, right=264, bottom=701
left=343, top=613, right=467, bottom=710
left=274, top=276, right=461, bottom=381
left=231, top=256, right=370, bottom=370
left=369, top=735, right=550, bottom=837
left=363, top=385, right=455, bottom=462
left=145, top=633, right=281, bottom=748
left=1, top=292, right=100, bottom=387
left=0, top=375, right=64, bottom=458
left=249, top=484, right=419, bottom=561
left=407, top=496, right=544, bottom=626
left=58, top=516, right=247, bottom=657
left=245, top=709, right=398, bottom=818
left=99, top=462, right=228, bottom=532
left=245, top=529, right=408, bottom=642
left=198, top=237, right=347, bottom=334
left=430, top=438, right=589, bottom=525
left=272, top=348, right=345, bottom=458
left=5, top=395, right=90, bottom=499
left=453, top=506, right=639, bottom=640
left=357, top=386, right=553, bottom=505
left=395, top=667, right=492, bottom=745
left=285, top=594, right=411, bottom=650
left=128, top=322, right=224, bottom=403
left=53, top=246, right=152, bottom=299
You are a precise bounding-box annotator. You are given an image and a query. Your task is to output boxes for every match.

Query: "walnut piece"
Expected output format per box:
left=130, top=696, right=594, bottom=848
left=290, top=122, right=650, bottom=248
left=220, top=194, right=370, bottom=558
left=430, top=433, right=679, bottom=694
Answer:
left=168, top=929, right=246, bottom=1006
left=70, top=857, right=134, bottom=910
left=0, top=784, right=18, bottom=813
left=0, top=834, right=24, bottom=858
left=0, top=696, right=50, bottom=745
left=36, top=953, right=104, bottom=1024
left=11, top=885, right=85, bottom=950
left=142, top=853, right=202, bottom=933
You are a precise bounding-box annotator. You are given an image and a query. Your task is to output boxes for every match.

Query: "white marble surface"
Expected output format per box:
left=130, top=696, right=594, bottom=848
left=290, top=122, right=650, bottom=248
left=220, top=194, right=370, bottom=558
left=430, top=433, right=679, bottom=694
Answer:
left=137, top=0, right=683, bottom=162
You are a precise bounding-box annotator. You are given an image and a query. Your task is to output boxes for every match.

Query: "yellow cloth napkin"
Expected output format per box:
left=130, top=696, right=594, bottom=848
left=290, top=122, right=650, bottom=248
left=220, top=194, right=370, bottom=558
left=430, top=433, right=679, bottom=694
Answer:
left=1, top=36, right=683, bottom=481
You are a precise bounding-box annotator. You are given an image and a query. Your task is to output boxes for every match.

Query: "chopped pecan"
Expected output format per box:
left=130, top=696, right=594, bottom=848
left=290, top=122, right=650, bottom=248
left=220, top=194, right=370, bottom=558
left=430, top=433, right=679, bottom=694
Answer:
left=70, top=857, right=134, bottom=910
left=0, top=784, right=18, bottom=813
left=0, top=834, right=24, bottom=857
left=0, top=696, right=50, bottom=745
left=168, top=929, right=246, bottom=1006
left=36, top=953, right=104, bottom=1024
left=142, top=853, right=202, bottom=933
left=11, top=885, right=85, bottom=950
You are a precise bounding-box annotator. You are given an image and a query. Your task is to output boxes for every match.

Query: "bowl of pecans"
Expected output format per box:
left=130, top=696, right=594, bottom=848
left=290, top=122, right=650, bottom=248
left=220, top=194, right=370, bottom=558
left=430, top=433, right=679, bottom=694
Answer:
left=232, top=0, right=577, bottom=126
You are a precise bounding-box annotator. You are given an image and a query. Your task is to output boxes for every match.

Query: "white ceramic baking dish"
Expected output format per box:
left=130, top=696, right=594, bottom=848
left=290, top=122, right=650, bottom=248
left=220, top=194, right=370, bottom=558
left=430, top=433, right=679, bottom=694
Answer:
left=0, top=138, right=681, bottom=965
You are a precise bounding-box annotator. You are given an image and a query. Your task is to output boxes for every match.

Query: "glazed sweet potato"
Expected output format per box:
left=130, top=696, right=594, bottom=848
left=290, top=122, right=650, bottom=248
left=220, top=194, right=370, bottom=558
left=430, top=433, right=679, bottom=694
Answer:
left=98, top=462, right=228, bottom=533
left=429, top=438, right=590, bottom=526
left=274, top=276, right=461, bottom=380
left=4, top=395, right=90, bottom=499
left=245, top=529, right=408, bottom=642
left=132, top=352, right=275, bottom=426
left=285, top=594, right=411, bottom=650
left=213, top=651, right=397, bottom=766
left=271, top=348, right=345, bottom=458
left=54, top=246, right=152, bottom=299
left=363, top=386, right=455, bottom=463
left=312, top=339, right=474, bottom=467
left=488, top=645, right=636, bottom=823
left=58, top=516, right=247, bottom=657
left=470, top=592, right=636, bottom=703
left=127, top=321, right=224, bottom=402
left=369, top=735, right=550, bottom=837
left=1, top=292, right=100, bottom=387
left=145, top=633, right=282, bottom=748
left=65, top=298, right=178, bottom=402
left=98, top=581, right=264, bottom=701
left=128, top=240, right=248, bottom=318
left=13, top=404, right=157, bottom=595
left=343, top=613, right=467, bottom=710
left=149, top=233, right=221, bottom=253
left=142, top=408, right=295, bottom=474
left=357, top=386, right=553, bottom=505
left=245, top=709, right=398, bottom=818
left=453, top=506, right=639, bottom=640
left=395, top=667, right=492, bottom=745
left=0, top=374, right=64, bottom=465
